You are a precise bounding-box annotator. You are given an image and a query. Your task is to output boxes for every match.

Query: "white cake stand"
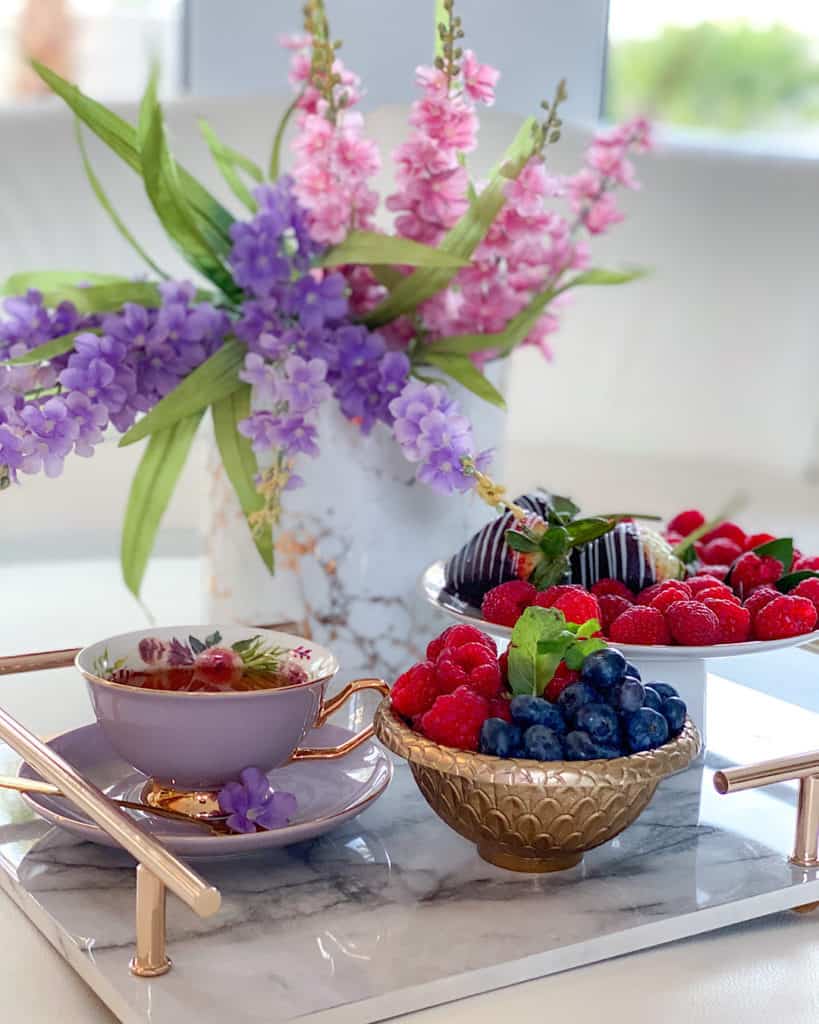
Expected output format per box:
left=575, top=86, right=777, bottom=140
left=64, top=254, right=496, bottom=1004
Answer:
left=419, top=560, right=819, bottom=747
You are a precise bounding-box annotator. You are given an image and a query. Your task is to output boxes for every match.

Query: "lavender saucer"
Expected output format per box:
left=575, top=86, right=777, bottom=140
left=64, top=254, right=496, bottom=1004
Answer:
left=17, top=722, right=392, bottom=859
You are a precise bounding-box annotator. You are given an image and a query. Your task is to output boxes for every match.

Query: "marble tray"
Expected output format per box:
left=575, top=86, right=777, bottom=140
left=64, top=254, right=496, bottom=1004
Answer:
left=1, top=673, right=818, bottom=1024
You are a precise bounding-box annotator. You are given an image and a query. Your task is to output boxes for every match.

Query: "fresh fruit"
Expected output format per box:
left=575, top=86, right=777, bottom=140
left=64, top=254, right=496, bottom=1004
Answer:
left=744, top=532, right=776, bottom=551
left=481, top=580, right=537, bottom=626
left=487, top=695, right=513, bottom=722
left=793, top=555, right=819, bottom=572
left=576, top=703, right=619, bottom=744
left=700, top=521, right=747, bottom=547
left=626, top=661, right=641, bottom=679
left=550, top=589, right=602, bottom=627
left=522, top=724, right=564, bottom=761
left=638, top=579, right=691, bottom=606
left=695, top=538, right=744, bottom=566
left=687, top=574, right=728, bottom=596
left=703, top=598, right=751, bottom=643
left=649, top=583, right=696, bottom=614
left=556, top=681, right=598, bottom=722
left=695, top=585, right=740, bottom=604
left=608, top=676, right=645, bottom=713
left=509, top=694, right=567, bottom=733
left=544, top=661, right=581, bottom=702
left=693, top=564, right=729, bottom=581
left=642, top=686, right=663, bottom=712
left=753, top=595, right=818, bottom=641
left=590, top=578, right=635, bottom=602
left=662, top=697, right=687, bottom=736
left=598, top=594, right=633, bottom=633
left=420, top=686, right=490, bottom=751
left=434, top=642, right=502, bottom=698
left=731, top=551, right=783, bottom=599
left=568, top=522, right=684, bottom=593
left=667, top=509, right=705, bottom=536
left=609, top=606, right=671, bottom=645
left=532, top=584, right=584, bottom=608
left=743, top=585, right=780, bottom=619
left=426, top=624, right=496, bottom=661
left=649, top=683, right=679, bottom=700
left=564, top=730, right=600, bottom=760
left=498, top=648, right=509, bottom=684
left=792, top=577, right=819, bottom=614
left=479, top=719, right=522, bottom=757
left=665, top=600, right=721, bottom=646
left=625, top=708, right=670, bottom=752
left=579, top=648, right=628, bottom=691
left=391, top=662, right=439, bottom=718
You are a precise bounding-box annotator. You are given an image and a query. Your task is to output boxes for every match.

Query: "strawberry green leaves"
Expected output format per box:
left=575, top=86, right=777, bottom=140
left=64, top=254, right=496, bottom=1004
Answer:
left=507, top=606, right=606, bottom=696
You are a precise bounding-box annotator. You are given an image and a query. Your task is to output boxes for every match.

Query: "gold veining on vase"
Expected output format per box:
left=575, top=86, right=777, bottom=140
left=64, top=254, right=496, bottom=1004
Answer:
left=375, top=700, right=701, bottom=873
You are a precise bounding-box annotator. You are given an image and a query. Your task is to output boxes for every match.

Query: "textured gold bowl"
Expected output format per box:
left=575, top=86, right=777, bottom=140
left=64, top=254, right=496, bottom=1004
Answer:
left=374, top=700, right=701, bottom=873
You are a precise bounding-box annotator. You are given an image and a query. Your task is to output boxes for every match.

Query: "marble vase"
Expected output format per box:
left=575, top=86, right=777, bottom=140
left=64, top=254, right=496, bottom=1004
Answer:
left=201, top=383, right=506, bottom=688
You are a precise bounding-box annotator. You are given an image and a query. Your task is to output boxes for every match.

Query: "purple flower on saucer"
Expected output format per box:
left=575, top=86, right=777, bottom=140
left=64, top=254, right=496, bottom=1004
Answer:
left=218, top=767, right=297, bottom=834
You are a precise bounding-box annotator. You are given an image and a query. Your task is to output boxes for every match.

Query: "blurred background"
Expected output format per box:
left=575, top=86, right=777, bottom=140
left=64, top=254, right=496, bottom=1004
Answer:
left=1, top=1, right=817, bottom=635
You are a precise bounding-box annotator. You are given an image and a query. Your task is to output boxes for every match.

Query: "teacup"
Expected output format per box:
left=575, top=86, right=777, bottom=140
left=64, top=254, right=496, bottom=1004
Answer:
left=76, top=625, right=389, bottom=812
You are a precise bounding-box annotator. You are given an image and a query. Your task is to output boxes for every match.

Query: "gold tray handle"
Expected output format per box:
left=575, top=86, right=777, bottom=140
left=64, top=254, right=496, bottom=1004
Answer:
left=291, top=678, right=390, bottom=761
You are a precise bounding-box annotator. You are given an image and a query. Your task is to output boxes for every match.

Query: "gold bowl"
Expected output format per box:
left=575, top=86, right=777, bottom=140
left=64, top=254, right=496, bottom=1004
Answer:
left=374, top=700, right=701, bottom=873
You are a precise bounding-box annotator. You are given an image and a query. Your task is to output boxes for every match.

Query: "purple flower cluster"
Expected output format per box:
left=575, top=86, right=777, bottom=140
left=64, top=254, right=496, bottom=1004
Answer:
left=238, top=354, right=329, bottom=460
left=0, top=285, right=229, bottom=482
left=390, top=380, right=491, bottom=493
left=218, top=766, right=297, bottom=833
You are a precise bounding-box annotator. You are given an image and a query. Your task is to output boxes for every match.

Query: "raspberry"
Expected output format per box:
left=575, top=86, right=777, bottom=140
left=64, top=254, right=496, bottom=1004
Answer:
left=695, top=538, right=743, bottom=566
left=598, top=594, right=632, bottom=634
left=532, top=584, right=585, bottom=608
left=744, top=585, right=780, bottom=620
left=688, top=573, right=728, bottom=596
left=434, top=642, right=502, bottom=698
left=664, top=530, right=684, bottom=547
left=638, top=580, right=691, bottom=606
left=550, top=589, right=601, bottom=627
left=665, top=600, right=720, bottom=646
left=744, top=532, right=776, bottom=552
left=701, top=521, right=747, bottom=547
left=419, top=686, right=490, bottom=751
left=693, top=564, right=729, bottom=581
left=391, top=662, right=439, bottom=719
left=426, top=624, right=495, bottom=661
left=498, top=648, right=509, bottom=685
left=650, top=585, right=697, bottom=614
left=753, top=595, right=818, bottom=641
left=695, top=586, right=741, bottom=605
left=481, top=580, right=536, bottom=626
left=703, top=598, right=751, bottom=643
left=487, top=695, right=513, bottom=723
left=590, top=578, right=635, bottom=602
left=731, top=552, right=783, bottom=599
left=792, top=577, right=819, bottom=615
left=667, top=509, right=705, bottom=536
left=794, top=555, right=819, bottom=573
left=609, top=606, right=671, bottom=645
left=544, top=661, right=581, bottom=702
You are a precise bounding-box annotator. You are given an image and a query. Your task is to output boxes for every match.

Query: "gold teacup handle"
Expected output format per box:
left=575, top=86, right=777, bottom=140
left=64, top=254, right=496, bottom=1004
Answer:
left=291, top=678, right=390, bottom=761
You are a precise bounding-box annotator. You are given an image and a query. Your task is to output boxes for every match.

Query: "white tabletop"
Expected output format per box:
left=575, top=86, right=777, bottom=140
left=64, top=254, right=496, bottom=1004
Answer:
left=1, top=556, right=819, bottom=1024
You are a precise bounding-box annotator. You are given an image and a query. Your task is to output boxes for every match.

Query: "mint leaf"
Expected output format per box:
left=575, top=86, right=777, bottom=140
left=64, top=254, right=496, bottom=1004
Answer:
left=777, top=570, right=819, bottom=593
left=564, top=636, right=607, bottom=671
left=508, top=606, right=566, bottom=696
left=574, top=618, right=602, bottom=640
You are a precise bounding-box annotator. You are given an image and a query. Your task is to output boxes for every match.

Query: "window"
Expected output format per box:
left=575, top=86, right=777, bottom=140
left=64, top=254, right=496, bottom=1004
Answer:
left=607, top=0, right=819, bottom=137
left=0, top=0, right=182, bottom=105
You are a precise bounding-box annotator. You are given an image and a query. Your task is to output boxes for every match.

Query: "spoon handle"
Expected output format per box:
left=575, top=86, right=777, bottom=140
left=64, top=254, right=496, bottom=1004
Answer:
left=0, top=775, right=218, bottom=832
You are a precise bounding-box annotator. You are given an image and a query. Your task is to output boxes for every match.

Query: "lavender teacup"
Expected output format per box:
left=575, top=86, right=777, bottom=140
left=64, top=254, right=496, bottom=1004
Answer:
left=76, top=625, right=388, bottom=814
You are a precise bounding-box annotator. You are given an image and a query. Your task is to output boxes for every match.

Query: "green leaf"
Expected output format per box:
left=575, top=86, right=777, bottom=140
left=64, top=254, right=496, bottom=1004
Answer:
left=415, top=350, right=506, bottom=409
left=371, top=266, right=404, bottom=290
left=777, top=571, right=819, bottom=593
left=121, top=411, right=203, bottom=598
left=555, top=267, right=647, bottom=292
left=549, top=494, right=581, bottom=523
left=508, top=606, right=567, bottom=696
left=564, top=636, right=607, bottom=671
left=119, top=338, right=246, bottom=446
left=2, top=270, right=125, bottom=296
left=41, top=281, right=163, bottom=313
left=564, top=516, right=618, bottom=546
left=753, top=537, right=793, bottom=570
left=504, top=528, right=540, bottom=554
left=574, top=618, right=602, bottom=640
left=189, top=635, right=206, bottom=655
left=212, top=385, right=275, bottom=573
left=200, top=119, right=263, bottom=212
left=362, top=117, right=538, bottom=327
left=75, top=119, right=170, bottom=280
left=31, top=60, right=235, bottom=248
left=0, top=329, right=92, bottom=366
left=203, top=631, right=223, bottom=648
left=138, top=67, right=238, bottom=298
left=268, top=92, right=302, bottom=180
left=319, top=231, right=471, bottom=270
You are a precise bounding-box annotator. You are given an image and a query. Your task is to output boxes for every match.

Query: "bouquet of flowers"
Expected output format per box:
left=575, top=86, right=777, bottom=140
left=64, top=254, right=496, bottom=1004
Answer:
left=0, top=0, right=650, bottom=599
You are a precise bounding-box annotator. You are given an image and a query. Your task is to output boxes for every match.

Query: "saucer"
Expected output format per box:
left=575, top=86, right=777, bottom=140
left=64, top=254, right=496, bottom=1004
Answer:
left=18, top=722, right=392, bottom=859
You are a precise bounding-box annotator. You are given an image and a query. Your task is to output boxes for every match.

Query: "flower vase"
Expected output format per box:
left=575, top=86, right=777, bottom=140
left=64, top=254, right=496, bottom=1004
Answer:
left=201, top=381, right=506, bottom=689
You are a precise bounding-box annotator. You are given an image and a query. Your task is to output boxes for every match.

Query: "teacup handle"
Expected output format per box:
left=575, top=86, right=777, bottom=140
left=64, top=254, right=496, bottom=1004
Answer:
left=290, top=678, right=390, bottom=761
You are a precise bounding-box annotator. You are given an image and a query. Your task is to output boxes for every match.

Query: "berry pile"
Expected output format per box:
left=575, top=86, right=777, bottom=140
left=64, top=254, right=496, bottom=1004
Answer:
left=390, top=626, right=687, bottom=759
left=478, top=508, right=819, bottom=646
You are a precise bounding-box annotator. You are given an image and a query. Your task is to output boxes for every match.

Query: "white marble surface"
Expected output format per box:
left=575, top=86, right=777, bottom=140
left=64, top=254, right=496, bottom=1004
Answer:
left=0, top=670, right=818, bottom=1023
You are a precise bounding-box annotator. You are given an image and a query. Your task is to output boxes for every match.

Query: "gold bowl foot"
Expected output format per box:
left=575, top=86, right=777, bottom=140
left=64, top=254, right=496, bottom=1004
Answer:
left=142, top=781, right=223, bottom=821
left=478, top=842, right=583, bottom=873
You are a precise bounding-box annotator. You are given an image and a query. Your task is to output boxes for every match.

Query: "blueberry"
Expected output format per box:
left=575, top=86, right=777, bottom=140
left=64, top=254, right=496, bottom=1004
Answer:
left=580, top=648, right=627, bottom=691
left=522, top=725, right=564, bottom=761
left=626, top=661, right=642, bottom=681
left=591, top=742, right=625, bottom=759
left=662, top=696, right=687, bottom=737
left=650, top=682, right=679, bottom=701
left=557, top=682, right=598, bottom=722
left=509, top=695, right=567, bottom=734
left=564, top=730, right=599, bottom=760
left=642, top=686, right=663, bottom=712
left=625, top=708, right=670, bottom=753
left=607, top=676, right=645, bottom=714
left=479, top=719, right=522, bottom=758
left=575, top=702, right=619, bottom=744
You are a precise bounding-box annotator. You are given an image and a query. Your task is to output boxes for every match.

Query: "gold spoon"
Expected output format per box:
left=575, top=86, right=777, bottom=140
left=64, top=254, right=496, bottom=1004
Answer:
left=0, top=775, right=229, bottom=835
